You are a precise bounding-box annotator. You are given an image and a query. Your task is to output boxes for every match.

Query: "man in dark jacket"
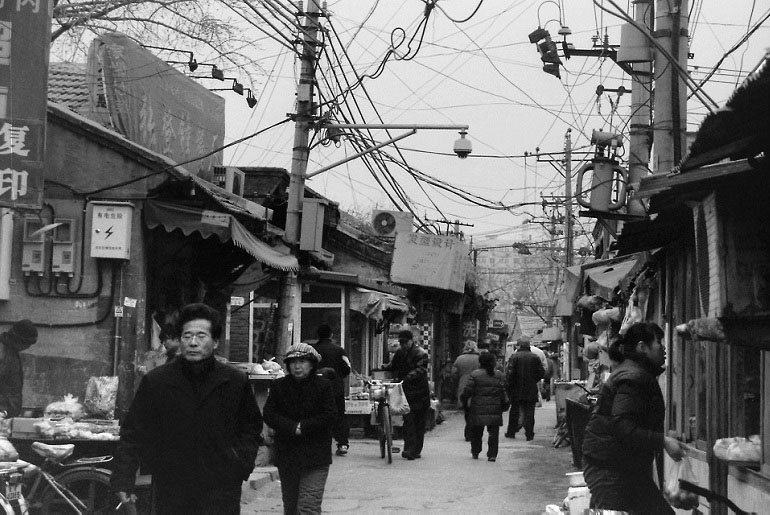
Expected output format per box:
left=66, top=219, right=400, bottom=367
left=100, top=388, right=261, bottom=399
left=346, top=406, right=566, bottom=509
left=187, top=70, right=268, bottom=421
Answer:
left=0, top=320, right=38, bottom=419
left=505, top=335, right=544, bottom=440
left=112, top=303, right=263, bottom=514
left=582, top=322, right=686, bottom=513
left=382, top=329, right=430, bottom=460
left=264, top=342, right=336, bottom=514
left=312, top=324, right=351, bottom=456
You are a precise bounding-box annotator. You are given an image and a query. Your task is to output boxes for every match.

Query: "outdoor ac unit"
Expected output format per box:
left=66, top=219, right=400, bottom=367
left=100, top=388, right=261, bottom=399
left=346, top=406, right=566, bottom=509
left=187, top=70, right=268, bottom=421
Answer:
left=212, top=166, right=246, bottom=196
left=371, top=210, right=413, bottom=237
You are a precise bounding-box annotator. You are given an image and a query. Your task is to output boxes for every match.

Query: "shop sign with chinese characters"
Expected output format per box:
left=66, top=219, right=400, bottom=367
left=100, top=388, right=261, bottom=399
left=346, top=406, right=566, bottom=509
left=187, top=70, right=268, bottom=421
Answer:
left=391, top=232, right=470, bottom=294
left=0, top=0, right=52, bottom=209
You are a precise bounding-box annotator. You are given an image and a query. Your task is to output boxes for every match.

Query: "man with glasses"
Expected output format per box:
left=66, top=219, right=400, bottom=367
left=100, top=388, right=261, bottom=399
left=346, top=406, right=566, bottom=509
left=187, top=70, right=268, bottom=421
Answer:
left=112, top=303, right=263, bottom=514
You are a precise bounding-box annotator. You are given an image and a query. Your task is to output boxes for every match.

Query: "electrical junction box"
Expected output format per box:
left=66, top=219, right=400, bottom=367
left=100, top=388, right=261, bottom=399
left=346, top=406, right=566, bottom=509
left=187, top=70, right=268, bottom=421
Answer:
left=299, top=198, right=327, bottom=252
left=51, top=218, right=75, bottom=276
left=89, top=202, right=134, bottom=260
left=21, top=217, right=45, bottom=274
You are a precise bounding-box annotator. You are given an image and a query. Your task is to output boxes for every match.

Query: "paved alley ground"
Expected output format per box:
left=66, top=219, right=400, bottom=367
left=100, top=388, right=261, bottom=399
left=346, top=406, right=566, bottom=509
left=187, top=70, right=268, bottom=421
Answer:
left=242, top=399, right=579, bottom=514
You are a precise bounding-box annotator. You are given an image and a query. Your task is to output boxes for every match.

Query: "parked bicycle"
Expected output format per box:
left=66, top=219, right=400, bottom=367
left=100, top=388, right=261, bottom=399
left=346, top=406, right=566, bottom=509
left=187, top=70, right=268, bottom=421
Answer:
left=0, top=441, right=115, bottom=514
left=366, top=380, right=402, bottom=464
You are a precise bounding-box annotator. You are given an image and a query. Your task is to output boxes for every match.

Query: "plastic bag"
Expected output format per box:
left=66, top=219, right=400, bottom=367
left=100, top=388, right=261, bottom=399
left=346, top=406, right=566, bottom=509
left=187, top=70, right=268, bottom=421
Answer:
left=84, top=376, right=119, bottom=420
left=388, top=383, right=411, bottom=415
left=663, top=457, right=700, bottom=510
left=44, top=394, right=86, bottom=421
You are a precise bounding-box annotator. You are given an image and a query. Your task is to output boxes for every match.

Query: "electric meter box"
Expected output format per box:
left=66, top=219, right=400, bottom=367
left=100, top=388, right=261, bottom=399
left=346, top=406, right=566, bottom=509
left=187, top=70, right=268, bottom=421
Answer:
left=52, top=218, right=75, bottom=276
left=89, top=202, right=134, bottom=260
left=21, top=217, right=45, bottom=274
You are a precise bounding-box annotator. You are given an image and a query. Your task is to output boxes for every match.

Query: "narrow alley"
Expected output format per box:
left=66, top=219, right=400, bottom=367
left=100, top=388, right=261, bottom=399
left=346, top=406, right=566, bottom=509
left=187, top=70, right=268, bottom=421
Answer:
left=243, top=400, right=577, bottom=514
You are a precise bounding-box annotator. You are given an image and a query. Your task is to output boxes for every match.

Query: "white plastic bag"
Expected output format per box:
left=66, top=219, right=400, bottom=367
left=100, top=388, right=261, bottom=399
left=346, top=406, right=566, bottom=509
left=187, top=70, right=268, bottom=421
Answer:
left=84, top=376, right=119, bottom=419
left=44, top=394, right=86, bottom=421
left=663, top=457, right=700, bottom=509
left=388, top=383, right=411, bottom=415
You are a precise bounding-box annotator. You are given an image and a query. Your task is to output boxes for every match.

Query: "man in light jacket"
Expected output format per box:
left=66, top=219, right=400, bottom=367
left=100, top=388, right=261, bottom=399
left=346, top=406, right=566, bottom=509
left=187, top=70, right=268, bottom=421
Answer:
left=451, top=340, right=480, bottom=441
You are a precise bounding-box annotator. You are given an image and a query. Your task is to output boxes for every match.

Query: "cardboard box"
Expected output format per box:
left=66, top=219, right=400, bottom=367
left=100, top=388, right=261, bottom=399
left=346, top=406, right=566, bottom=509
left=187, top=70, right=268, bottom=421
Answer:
left=11, top=417, right=44, bottom=438
left=344, top=400, right=373, bottom=415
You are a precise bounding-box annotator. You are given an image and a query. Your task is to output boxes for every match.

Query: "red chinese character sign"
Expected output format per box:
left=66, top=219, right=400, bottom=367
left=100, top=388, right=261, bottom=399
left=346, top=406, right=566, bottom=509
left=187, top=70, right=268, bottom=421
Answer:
left=0, top=0, right=52, bottom=209
left=390, top=232, right=470, bottom=294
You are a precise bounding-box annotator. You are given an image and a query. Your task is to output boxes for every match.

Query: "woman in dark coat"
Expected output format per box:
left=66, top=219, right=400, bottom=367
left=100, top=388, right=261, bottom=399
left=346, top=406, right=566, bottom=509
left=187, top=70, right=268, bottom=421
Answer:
left=263, top=343, right=337, bottom=514
left=460, top=351, right=509, bottom=461
left=582, top=322, right=687, bottom=513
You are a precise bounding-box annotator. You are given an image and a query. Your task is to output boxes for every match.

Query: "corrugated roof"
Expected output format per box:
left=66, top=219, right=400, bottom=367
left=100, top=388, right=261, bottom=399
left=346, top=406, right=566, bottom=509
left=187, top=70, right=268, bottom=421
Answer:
left=48, top=62, right=90, bottom=113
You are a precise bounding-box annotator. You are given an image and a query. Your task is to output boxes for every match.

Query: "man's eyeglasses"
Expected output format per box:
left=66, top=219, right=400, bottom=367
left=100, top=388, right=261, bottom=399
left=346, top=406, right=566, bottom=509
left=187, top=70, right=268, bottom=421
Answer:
left=181, top=332, right=211, bottom=343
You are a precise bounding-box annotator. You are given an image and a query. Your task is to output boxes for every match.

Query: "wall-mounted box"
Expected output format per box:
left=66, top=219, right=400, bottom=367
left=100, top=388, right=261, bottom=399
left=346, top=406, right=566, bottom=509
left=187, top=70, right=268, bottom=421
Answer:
left=89, top=202, right=134, bottom=260
left=21, top=217, right=45, bottom=274
left=52, top=218, right=75, bottom=276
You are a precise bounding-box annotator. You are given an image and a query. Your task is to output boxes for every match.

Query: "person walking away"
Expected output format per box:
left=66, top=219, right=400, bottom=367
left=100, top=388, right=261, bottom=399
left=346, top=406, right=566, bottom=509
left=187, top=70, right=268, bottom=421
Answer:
left=505, top=335, right=544, bottom=440
left=380, top=329, right=430, bottom=460
left=112, top=303, right=263, bottom=514
left=529, top=342, right=548, bottom=406
left=460, top=351, right=509, bottom=461
left=263, top=343, right=336, bottom=514
left=451, top=340, right=480, bottom=441
left=312, top=324, right=351, bottom=456
left=0, top=320, right=38, bottom=420
left=582, top=322, right=687, bottom=513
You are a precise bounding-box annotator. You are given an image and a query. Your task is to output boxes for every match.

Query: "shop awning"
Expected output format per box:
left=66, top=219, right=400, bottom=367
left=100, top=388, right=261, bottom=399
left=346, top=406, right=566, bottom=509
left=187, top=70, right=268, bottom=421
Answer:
left=144, top=200, right=298, bottom=271
left=582, top=253, right=646, bottom=300
left=349, top=287, right=410, bottom=321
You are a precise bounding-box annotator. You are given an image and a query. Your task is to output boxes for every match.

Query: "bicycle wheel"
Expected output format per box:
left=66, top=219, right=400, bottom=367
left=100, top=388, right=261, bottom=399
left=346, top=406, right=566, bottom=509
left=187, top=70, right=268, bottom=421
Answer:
left=39, top=467, right=113, bottom=515
left=382, top=406, right=393, bottom=464
left=377, top=404, right=386, bottom=459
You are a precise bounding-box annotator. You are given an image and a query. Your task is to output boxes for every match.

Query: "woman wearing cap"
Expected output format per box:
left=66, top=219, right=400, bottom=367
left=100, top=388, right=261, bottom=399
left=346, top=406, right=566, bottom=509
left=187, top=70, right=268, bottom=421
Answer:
left=263, top=343, right=336, bottom=514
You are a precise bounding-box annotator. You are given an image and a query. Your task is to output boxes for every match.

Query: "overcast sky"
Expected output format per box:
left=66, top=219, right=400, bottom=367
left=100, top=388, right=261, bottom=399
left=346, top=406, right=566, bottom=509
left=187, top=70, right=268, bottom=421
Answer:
left=220, top=0, right=768, bottom=245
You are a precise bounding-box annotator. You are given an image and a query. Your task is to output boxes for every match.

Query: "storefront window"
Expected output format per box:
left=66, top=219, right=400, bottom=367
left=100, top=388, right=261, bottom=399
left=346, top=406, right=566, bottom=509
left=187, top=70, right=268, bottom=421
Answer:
left=732, top=345, right=761, bottom=437
left=349, top=312, right=366, bottom=373
left=299, top=284, right=342, bottom=344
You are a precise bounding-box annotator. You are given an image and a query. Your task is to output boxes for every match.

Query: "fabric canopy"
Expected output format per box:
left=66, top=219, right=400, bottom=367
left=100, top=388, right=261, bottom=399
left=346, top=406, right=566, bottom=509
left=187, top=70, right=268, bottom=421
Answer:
left=349, top=287, right=410, bottom=321
left=144, top=200, right=298, bottom=271
left=582, top=253, right=645, bottom=300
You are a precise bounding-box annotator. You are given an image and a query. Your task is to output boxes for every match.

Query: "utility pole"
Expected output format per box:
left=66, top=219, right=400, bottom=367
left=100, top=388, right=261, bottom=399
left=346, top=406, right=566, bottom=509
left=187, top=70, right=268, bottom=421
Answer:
left=564, top=129, right=574, bottom=266
left=653, top=0, right=689, bottom=173
left=627, top=0, right=654, bottom=215
left=278, top=0, right=322, bottom=357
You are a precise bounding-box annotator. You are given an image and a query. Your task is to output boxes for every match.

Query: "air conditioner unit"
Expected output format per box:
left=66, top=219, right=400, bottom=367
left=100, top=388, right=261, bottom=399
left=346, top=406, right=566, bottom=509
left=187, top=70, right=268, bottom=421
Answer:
left=371, top=210, right=413, bottom=237
left=212, top=166, right=246, bottom=196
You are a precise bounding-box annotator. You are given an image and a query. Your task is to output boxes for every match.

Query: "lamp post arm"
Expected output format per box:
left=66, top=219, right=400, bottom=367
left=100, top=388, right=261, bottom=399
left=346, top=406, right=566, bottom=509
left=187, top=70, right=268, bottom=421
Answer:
left=306, top=129, right=417, bottom=179
left=327, top=123, right=469, bottom=131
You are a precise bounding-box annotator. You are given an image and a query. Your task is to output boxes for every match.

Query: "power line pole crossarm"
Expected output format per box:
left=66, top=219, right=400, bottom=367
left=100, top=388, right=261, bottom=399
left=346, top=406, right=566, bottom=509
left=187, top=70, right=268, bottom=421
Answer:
left=278, top=0, right=323, bottom=358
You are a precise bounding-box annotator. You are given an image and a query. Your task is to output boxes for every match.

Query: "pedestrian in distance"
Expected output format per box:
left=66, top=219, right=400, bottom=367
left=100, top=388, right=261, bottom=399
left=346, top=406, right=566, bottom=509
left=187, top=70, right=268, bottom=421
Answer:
left=0, top=319, right=38, bottom=420
left=505, top=335, right=545, bottom=440
left=460, top=351, right=509, bottom=462
left=582, top=322, right=687, bottom=513
left=263, top=342, right=337, bottom=515
left=112, top=303, right=264, bottom=514
left=451, top=339, right=480, bottom=441
left=529, top=342, right=548, bottom=407
left=380, top=329, right=430, bottom=460
left=311, top=324, right=352, bottom=456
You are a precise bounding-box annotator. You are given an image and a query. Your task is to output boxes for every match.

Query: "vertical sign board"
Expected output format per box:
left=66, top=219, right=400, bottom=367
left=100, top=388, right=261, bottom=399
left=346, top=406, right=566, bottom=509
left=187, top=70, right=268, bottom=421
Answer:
left=0, top=0, right=52, bottom=209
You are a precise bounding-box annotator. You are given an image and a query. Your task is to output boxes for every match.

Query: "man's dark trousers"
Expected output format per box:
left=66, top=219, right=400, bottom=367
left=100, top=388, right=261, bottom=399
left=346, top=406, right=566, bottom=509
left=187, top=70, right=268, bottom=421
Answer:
left=402, top=407, right=428, bottom=456
left=506, top=401, right=536, bottom=438
left=334, top=395, right=349, bottom=447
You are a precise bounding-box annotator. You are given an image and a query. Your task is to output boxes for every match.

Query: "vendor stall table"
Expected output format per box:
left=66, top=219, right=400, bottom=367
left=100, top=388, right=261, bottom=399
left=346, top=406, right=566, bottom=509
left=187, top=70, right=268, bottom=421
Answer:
left=8, top=437, right=119, bottom=467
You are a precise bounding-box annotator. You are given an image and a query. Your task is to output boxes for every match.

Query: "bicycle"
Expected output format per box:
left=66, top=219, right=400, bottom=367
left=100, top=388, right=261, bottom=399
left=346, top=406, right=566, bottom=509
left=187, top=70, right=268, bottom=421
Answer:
left=0, top=441, right=116, bottom=514
left=366, top=380, right=401, bottom=464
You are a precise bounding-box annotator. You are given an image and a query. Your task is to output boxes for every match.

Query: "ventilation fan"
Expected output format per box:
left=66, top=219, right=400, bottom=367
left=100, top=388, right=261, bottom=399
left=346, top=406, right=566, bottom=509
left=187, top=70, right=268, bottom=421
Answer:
left=371, top=210, right=413, bottom=237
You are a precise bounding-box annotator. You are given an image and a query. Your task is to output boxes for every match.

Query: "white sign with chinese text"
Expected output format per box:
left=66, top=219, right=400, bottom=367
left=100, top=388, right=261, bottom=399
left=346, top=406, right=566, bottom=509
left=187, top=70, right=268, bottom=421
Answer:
left=390, top=232, right=470, bottom=294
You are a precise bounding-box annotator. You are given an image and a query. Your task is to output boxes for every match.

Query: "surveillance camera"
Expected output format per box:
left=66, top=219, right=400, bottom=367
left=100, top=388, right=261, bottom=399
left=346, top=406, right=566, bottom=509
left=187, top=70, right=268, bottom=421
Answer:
left=454, top=131, right=472, bottom=159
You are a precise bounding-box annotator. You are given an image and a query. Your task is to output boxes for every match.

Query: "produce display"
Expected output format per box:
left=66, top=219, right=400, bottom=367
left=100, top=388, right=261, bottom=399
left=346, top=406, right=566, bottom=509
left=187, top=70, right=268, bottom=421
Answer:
left=43, top=394, right=86, bottom=421
left=33, top=418, right=119, bottom=441
left=713, top=435, right=761, bottom=462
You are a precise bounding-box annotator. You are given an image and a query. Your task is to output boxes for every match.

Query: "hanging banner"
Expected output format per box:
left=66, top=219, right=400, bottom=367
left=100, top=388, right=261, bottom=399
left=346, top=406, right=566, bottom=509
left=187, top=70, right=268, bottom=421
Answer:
left=0, top=0, right=53, bottom=209
left=390, top=232, right=470, bottom=294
